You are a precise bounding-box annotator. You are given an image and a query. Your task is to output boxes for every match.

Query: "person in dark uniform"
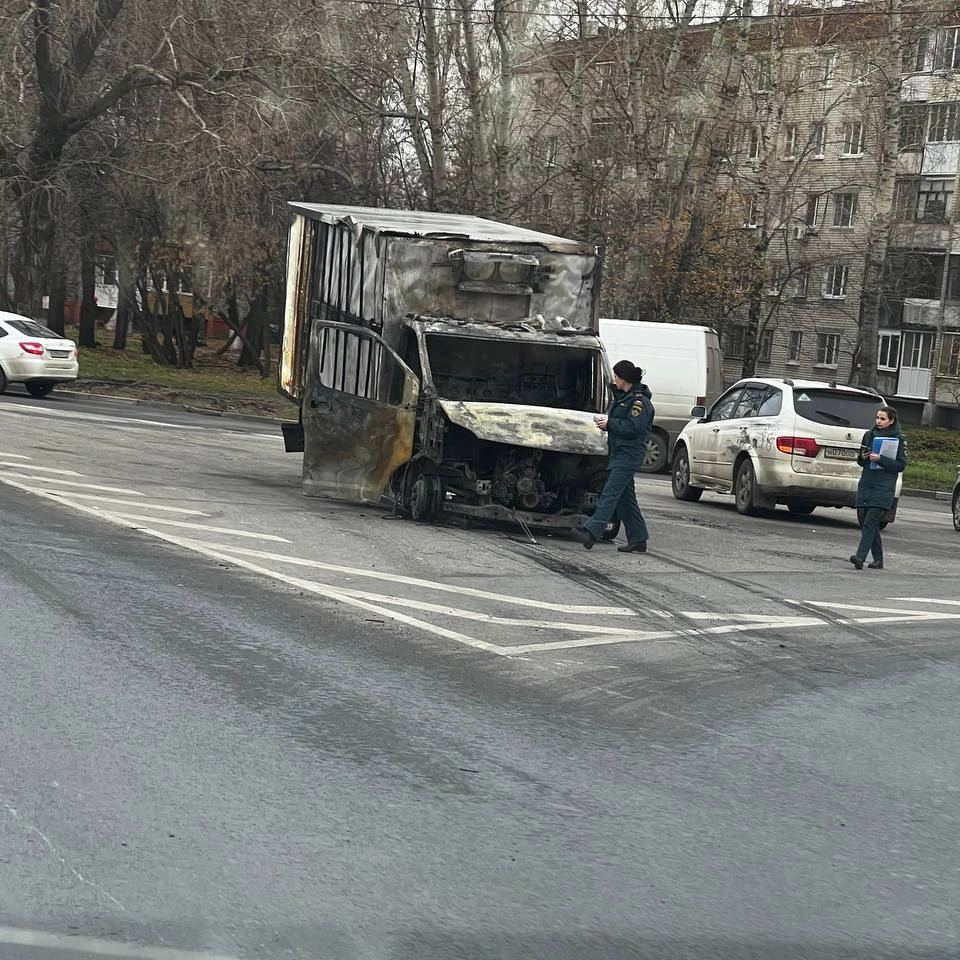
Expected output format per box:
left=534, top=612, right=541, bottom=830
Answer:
left=849, top=405, right=908, bottom=570
left=573, top=359, right=655, bottom=553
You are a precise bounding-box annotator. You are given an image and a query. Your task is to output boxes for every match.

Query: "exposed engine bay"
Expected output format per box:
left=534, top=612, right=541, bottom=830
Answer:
left=441, top=424, right=608, bottom=515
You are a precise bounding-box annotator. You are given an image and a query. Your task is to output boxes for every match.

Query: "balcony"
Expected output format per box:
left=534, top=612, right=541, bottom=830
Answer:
left=890, top=222, right=953, bottom=248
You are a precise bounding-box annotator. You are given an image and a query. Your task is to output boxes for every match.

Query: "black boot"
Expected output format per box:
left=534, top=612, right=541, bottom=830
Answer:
left=572, top=528, right=596, bottom=550
left=849, top=555, right=863, bottom=570
left=868, top=559, right=884, bottom=569
left=617, top=541, right=648, bottom=553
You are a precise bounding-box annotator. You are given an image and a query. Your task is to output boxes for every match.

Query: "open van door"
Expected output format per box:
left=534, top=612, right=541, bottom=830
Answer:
left=302, top=320, right=420, bottom=503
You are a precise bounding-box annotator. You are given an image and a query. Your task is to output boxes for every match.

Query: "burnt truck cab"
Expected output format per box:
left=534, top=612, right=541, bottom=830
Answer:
left=279, top=203, right=612, bottom=529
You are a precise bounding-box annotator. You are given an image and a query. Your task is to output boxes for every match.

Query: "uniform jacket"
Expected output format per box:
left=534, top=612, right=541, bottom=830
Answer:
left=605, top=383, right=655, bottom=468
left=855, top=423, right=908, bottom=509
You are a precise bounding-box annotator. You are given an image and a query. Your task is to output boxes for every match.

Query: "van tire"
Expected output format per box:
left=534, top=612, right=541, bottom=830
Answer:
left=671, top=447, right=703, bottom=502
left=0, top=365, right=7, bottom=394
left=640, top=430, right=669, bottom=473
left=410, top=474, right=443, bottom=522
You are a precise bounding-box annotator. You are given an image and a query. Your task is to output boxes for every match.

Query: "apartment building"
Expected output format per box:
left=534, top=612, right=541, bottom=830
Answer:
left=518, top=3, right=960, bottom=425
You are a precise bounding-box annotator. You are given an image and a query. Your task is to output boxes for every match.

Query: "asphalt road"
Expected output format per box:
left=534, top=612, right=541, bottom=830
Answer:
left=1, top=387, right=959, bottom=960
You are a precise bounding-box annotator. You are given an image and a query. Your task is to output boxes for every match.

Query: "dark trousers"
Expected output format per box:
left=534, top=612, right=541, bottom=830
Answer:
left=583, top=461, right=649, bottom=545
left=855, top=506, right=885, bottom=563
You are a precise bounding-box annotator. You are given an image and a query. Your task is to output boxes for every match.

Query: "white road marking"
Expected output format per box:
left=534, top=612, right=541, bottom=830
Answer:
left=507, top=617, right=829, bottom=655
left=90, top=511, right=291, bottom=543
left=794, top=599, right=960, bottom=624
left=0, top=476, right=489, bottom=650
left=0, top=403, right=283, bottom=440
left=37, top=492, right=209, bottom=515
left=4, top=475, right=143, bottom=495
left=332, top=586, right=821, bottom=636
left=5, top=470, right=960, bottom=656
left=0, top=924, right=245, bottom=960
left=889, top=597, right=960, bottom=606
left=0, top=452, right=32, bottom=460
left=0, top=404, right=204, bottom=430
left=0, top=461, right=83, bottom=476
left=177, top=542, right=640, bottom=615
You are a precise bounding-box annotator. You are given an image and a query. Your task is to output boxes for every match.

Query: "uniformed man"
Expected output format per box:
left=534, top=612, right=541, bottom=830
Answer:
left=573, top=359, right=655, bottom=554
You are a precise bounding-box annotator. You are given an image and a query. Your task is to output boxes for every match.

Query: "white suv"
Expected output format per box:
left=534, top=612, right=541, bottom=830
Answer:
left=670, top=377, right=902, bottom=522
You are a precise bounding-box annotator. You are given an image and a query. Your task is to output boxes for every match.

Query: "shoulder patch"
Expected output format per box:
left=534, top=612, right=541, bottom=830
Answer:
left=631, top=400, right=644, bottom=417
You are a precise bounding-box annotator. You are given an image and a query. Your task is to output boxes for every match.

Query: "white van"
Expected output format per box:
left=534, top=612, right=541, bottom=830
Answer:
left=599, top=319, right=723, bottom=472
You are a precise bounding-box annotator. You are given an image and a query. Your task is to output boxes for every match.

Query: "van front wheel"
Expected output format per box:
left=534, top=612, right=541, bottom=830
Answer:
left=640, top=431, right=668, bottom=473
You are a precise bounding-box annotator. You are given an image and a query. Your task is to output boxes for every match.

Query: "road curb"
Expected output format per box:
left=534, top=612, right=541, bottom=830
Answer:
left=902, top=486, right=952, bottom=502
left=57, top=388, right=295, bottom=426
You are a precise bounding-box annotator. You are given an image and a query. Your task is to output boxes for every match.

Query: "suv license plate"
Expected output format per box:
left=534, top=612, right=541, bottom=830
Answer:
left=48, top=350, right=71, bottom=358
left=823, top=446, right=857, bottom=460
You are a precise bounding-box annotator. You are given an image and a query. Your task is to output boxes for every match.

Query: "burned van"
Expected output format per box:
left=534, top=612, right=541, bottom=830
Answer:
left=279, top=204, right=611, bottom=529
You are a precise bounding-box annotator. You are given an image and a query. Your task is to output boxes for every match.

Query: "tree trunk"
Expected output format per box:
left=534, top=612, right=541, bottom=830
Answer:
left=113, top=253, right=132, bottom=350
left=45, top=231, right=67, bottom=335
left=240, top=285, right=267, bottom=371
left=78, top=229, right=98, bottom=347
left=664, top=0, right=752, bottom=319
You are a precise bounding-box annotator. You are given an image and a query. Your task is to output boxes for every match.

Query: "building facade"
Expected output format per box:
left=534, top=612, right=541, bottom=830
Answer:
left=518, top=3, right=960, bottom=424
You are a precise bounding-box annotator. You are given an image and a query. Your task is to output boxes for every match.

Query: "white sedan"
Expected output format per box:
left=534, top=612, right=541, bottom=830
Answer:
left=0, top=311, right=79, bottom=397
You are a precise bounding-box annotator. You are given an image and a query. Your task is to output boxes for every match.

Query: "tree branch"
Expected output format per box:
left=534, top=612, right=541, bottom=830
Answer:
left=66, top=0, right=126, bottom=97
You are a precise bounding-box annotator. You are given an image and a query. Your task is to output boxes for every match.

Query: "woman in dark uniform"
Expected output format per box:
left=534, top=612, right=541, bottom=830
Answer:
left=573, top=360, right=655, bottom=554
left=849, top=405, right=908, bottom=570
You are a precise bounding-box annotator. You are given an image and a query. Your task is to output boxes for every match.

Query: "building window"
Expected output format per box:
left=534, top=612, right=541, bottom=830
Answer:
left=596, top=61, right=616, bottom=96
left=794, top=266, right=809, bottom=298
left=817, top=333, right=841, bottom=366
left=725, top=323, right=746, bottom=359
left=899, top=104, right=928, bottom=150
left=811, top=121, right=827, bottom=157
left=927, top=102, right=960, bottom=142
left=743, top=195, right=759, bottom=228
left=941, top=331, right=960, bottom=376
left=820, top=52, right=838, bottom=88
left=531, top=77, right=545, bottom=98
left=935, top=27, right=960, bottom=72
left=917, top=178, right=955, bottom=222
left=756, top=57, right=772, bottom=92
left=893, top=179, right=920, bottom=220
left=805, top=193, right=826, bottom=227
left=758, top=328, right=773, bottom=362
left=787, top=330, right=803, bottom=362
left=748, top=126, right=762, bottom=160
left=532, top=135, right=559, bottom=167
left=783, top=124, right=798, bottom=158
left=591, top=118, right=614, bottom=158
left=823, top=265, right=849, bottom=299
left=878, top=332, right=901, bottom=371
left=842, top=121, right=865, bottom=156
left=832, top=192, right=859, bottom=227
left=903, top=34, right=930, bottom=73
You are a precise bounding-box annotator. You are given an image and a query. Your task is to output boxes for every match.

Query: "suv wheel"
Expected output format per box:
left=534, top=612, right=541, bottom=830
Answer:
left=787, top=500, right=816, bottom=516
left=671, top=447, right=703, bottom=502
left=953, top=490, right=960, bottom=532
left=734, top=459, right=762, bottom=516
